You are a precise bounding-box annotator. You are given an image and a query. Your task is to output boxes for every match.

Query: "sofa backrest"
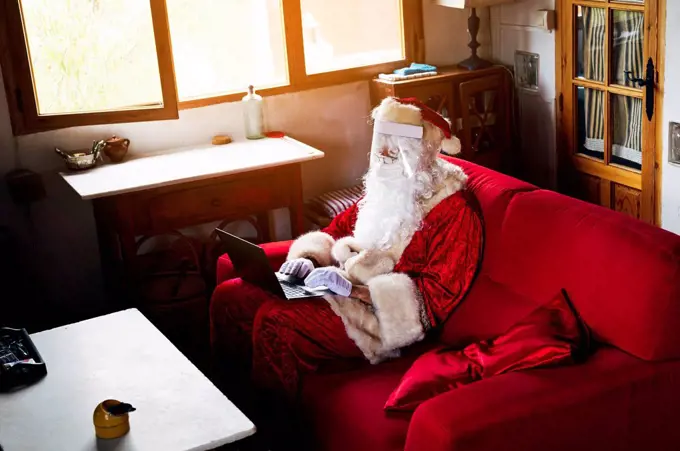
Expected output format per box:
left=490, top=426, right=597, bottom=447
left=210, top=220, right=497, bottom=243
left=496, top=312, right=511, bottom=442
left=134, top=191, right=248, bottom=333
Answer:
left=491, top=190, right=680, bottom=361
left=446, top=158, right=680, bottom=361
left=445, top=157, right=535, bottom=276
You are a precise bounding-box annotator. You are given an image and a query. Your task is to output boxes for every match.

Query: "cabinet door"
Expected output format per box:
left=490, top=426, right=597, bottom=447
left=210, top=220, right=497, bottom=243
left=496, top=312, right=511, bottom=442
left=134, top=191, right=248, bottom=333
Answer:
left=559, top=0, right=660, bottom=224
left=458, top=73, right=509, bottom=170
left=396, top=82, right=454, bottom=120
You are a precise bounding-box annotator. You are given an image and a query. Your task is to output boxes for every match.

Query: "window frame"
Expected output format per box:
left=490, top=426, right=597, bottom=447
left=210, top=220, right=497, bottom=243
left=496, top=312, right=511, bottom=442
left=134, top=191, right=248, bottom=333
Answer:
left=0, top=0, right=180, bottom=135
left=0, top=0, right=423, bottom=135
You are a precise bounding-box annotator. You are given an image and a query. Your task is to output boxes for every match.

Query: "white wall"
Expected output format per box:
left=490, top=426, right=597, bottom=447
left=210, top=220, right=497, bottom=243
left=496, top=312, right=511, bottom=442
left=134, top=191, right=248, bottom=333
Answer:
left=661, top=2, right=680, bottom=234
left=490, top=0, right=557, bottom=189
left=423, top=1, right=491, bottom=65
left=0, top=1, right=482, bottom=324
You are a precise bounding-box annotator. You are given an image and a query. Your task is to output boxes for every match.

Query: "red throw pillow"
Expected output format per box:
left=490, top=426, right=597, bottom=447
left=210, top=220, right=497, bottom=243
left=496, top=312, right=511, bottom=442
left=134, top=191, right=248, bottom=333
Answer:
left=385, top=290, right=590, bottom=411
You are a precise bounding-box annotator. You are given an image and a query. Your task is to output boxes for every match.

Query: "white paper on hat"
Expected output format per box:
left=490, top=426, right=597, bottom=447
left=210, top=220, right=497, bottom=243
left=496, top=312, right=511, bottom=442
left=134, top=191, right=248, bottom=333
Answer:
left=373, top=120, right=423, bottom=139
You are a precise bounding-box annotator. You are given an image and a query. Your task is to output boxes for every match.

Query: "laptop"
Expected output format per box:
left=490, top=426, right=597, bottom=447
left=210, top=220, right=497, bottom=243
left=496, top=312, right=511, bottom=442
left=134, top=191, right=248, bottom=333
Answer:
left=215, top=229, right=330, bottom=300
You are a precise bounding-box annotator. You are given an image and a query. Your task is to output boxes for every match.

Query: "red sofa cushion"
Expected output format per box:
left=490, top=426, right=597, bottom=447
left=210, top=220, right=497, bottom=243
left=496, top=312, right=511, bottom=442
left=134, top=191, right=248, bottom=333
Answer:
left=492, top=190, right=680, bottom=361
left=386, top=290, right=589, bottom=411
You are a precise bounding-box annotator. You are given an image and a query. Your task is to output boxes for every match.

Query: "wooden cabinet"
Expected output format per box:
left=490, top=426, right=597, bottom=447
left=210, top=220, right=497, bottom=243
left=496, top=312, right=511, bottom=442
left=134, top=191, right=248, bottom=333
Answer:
left=370, top=66, right=513, bottom=173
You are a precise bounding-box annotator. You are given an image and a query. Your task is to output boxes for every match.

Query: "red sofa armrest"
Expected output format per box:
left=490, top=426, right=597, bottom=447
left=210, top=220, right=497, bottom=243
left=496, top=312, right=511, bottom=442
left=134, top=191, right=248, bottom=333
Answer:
left=405, top=348, right=680, bottom=451
left=216, top=240, right=293, bottom=285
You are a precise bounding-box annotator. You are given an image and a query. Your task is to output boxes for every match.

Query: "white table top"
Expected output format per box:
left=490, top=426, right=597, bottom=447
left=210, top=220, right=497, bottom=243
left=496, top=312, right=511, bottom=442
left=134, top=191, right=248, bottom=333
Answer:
left=60, top=136, right=325, bottom=200
left=0, top=309, right=255, bottom=451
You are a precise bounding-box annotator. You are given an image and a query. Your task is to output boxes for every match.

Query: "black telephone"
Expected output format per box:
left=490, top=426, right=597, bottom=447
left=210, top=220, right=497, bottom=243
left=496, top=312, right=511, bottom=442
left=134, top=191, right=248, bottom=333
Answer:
left=0, top=327, right=47, bottom=392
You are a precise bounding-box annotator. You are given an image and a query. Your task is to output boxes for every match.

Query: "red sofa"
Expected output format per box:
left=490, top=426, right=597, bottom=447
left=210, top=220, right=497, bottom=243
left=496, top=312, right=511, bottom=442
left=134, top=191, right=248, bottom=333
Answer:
left=211, top=157, right=680, bottom=451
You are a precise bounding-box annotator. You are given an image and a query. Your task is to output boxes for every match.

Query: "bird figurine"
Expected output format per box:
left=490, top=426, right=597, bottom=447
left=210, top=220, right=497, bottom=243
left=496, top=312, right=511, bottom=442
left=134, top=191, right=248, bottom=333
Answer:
left=93, top=399, right=136, bottom=439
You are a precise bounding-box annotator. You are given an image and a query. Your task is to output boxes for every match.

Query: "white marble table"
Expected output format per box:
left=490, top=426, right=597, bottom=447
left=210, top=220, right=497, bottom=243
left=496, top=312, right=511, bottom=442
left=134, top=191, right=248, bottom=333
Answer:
left=0, top=309, right=255, bottom=451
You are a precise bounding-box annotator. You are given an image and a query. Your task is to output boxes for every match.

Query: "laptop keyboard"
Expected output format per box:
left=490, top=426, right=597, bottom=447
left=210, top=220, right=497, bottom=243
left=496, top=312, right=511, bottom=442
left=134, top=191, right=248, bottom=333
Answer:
left=280, top=282, right=311, bottom=298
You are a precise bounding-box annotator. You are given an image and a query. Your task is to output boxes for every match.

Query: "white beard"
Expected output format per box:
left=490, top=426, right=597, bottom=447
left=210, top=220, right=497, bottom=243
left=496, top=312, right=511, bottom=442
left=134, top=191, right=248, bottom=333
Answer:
left=353, top=134, right=437, bottom=250
left=353, top=167, right=423, bottom=250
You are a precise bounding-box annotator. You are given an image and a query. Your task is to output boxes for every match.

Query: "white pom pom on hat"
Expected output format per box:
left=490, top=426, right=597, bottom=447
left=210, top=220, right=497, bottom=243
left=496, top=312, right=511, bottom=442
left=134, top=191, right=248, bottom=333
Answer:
left=440, top=132, right=461, bottom=155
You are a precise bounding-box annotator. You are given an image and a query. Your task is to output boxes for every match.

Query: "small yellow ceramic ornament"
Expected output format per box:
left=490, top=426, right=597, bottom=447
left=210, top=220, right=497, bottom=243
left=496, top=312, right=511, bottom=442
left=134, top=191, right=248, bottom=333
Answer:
left=212, top=134, right=232, bottom=145
left=93, top=399, right=136, bottom=439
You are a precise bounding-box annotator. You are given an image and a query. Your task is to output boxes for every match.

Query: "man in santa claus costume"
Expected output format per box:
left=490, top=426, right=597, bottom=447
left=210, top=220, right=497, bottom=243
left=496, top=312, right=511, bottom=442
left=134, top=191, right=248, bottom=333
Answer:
left=211, top=97, right=483, bottom=403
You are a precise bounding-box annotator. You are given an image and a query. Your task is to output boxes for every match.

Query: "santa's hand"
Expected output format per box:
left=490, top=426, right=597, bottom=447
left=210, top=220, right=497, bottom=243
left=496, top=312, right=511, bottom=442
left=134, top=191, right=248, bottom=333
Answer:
left=279, top=258, right=314, bottom=279
left=305, top=267, right=352, bottom=297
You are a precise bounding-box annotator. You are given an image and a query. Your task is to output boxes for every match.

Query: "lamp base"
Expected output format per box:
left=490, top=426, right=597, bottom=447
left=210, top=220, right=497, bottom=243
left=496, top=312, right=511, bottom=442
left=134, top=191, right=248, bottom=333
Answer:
left=458, top=7, right=493, bottom=71
left=458, top=55, right=493, bottom=71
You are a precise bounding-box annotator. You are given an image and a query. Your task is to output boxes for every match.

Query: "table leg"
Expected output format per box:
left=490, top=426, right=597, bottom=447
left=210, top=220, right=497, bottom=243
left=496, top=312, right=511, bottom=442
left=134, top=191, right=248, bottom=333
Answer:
left=256, top=212, right=272, bottom=243
left=289, top=164, right=305, bottom=238
left=117, top=227, right=141, bottom=306
left=93, top=199, right=115, bottom=263
left=93, top=199, right=123, bottom=304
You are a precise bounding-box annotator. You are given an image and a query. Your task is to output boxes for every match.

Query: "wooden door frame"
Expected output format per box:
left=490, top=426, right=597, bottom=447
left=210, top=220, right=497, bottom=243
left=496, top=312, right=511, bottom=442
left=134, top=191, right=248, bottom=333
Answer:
left=655, top=0, right=666, bottom=226
left=555, top=0, right=666, bottom=225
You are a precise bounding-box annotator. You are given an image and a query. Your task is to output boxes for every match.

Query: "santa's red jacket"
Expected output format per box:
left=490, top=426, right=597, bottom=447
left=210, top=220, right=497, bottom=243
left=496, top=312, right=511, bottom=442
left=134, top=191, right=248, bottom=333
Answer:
left=287, top=162, right=484, bottom=363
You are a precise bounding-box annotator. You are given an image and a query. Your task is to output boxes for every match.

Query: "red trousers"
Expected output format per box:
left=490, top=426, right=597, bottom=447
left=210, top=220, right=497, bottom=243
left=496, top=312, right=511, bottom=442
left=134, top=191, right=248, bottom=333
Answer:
left=210, top=278, right=364, bottom=397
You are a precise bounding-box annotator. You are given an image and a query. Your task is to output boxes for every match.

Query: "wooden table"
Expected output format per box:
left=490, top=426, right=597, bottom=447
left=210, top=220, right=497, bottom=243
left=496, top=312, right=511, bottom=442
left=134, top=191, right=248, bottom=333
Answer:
left=0, top=309, right=255, bottom=451
left=60, top=137, right=324, bottom=299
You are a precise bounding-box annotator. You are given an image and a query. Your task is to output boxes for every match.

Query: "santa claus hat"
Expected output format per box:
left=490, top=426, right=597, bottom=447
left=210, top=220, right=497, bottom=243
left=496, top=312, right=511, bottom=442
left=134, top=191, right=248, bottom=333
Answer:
left=371, top=97, right=461, bottom=156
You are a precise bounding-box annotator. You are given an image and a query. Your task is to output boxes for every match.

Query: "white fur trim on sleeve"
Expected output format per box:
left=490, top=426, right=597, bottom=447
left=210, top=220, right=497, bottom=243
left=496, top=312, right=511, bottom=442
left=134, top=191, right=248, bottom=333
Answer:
left=287, top=231, right=335, bottom=267
left=331, top=236, right=363, bottom=266
left=367, top=273, right=424, bottom=351
left=344, top=249, right=396, bottom=285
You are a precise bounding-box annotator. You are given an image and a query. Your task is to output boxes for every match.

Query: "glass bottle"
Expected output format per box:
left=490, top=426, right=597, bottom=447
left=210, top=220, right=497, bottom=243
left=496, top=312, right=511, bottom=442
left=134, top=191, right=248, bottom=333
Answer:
left=242, top=85, right=264, bottom=140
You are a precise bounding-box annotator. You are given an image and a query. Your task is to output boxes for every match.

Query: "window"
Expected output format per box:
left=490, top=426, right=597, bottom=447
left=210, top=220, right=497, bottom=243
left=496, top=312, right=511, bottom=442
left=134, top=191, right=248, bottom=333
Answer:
left=0, top=0, right=178, bottom=133
left=300, top=0, right=404, bottom=74
left=166, top=0, right=288, bottom=102
left=22, top=0, right=163, bottom=115
left=0, top=0, right=423, bottom=134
